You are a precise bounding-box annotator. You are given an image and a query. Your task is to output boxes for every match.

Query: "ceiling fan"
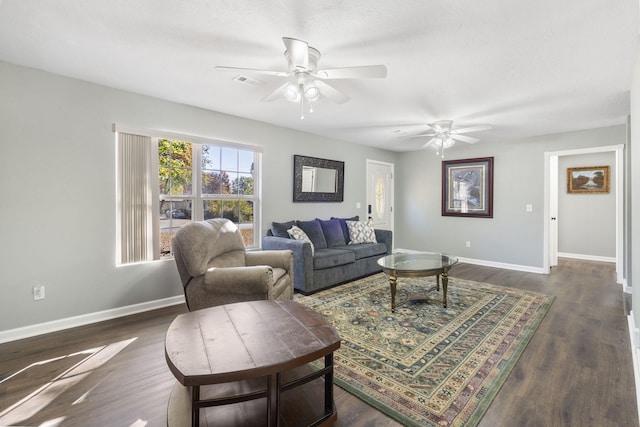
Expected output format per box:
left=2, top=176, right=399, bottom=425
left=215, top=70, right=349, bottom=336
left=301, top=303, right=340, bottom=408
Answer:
left=406, top=120, right=492, bottom=157
left=216, top=37, right=387, bottom=119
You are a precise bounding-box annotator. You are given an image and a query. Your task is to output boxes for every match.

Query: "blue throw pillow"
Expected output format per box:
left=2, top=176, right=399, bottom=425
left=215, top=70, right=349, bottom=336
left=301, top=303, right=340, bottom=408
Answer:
left=296, top=219, right=327, bottom=250
left=331, top=216, right=359, bottom=244
left=270, top=220, right=295, bottom=238
left=318, top=218, right=346, bottom=247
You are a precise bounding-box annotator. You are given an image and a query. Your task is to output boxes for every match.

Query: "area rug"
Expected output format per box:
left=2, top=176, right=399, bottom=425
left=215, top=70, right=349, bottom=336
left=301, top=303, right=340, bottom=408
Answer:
left=295, top=273, right=553, bottom=426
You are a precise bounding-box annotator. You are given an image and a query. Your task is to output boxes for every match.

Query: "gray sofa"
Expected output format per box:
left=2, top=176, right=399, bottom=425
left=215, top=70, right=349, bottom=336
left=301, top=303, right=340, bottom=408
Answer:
left=262, top=217, right=392, bottom=294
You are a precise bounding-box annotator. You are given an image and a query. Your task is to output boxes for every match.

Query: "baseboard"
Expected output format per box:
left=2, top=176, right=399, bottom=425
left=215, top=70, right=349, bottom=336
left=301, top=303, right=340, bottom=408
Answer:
left=557, top=252, right=616, bottom=263
left=627, top=311, right=640, bottom=426
left=394, top=248, right=546, bottom=275
left=0, top=295, right=186, bottom=344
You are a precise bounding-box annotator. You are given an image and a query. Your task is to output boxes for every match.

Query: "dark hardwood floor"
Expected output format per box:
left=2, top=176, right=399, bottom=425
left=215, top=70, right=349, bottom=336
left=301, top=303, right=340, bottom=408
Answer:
left=0, top=259, right=636, bottom=426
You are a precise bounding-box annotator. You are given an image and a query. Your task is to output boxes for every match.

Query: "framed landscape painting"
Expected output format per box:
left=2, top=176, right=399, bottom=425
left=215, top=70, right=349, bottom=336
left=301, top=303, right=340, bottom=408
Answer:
left=567, top=165, right=610, bottom=194
left=442, top=157, right=493, bottom=218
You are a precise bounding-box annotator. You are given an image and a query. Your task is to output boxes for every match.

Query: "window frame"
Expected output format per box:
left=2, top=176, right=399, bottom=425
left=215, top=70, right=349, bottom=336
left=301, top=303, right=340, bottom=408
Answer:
left=115, top=124, right=262, bottom=264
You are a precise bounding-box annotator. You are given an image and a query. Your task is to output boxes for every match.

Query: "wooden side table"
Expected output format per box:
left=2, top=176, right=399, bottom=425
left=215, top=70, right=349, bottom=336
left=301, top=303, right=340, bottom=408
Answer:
left=165, top=300, right=340, bottom=426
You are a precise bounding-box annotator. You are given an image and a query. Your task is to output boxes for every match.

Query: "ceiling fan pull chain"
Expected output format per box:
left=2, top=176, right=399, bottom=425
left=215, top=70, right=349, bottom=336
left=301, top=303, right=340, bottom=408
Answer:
left=300, top=87, right=305, bottom=120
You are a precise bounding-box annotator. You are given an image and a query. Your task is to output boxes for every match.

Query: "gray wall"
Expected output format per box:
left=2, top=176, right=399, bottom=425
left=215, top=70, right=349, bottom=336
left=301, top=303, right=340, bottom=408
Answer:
left=0, top=59, right=629, bottom=334
left=557, top=152, right=616, bottom=258
left=0, top=61, right=395, bottom=331
left=395, top=126, right=626, bottom=269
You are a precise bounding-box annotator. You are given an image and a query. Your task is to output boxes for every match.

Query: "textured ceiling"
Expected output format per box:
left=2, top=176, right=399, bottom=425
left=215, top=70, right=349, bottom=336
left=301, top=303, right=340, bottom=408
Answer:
left=0, top=0, right=637, bottom=151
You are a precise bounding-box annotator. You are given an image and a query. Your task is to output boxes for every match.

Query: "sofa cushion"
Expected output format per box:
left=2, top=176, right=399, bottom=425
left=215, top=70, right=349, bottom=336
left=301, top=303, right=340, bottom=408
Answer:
left=331, top=215, right=359, bottom=244
left=313, top=248, right=356, bottom=270
left=346, top=219, right=377, bottom=244
left=271, top=220, right=295, bottom=238
left=287, top=225, right=315, bottom=255
left=319, top=218, right=346, bottom=247
left=334, top=242, right=388, bottom=260
left=296, top=219, right=328, bottom=250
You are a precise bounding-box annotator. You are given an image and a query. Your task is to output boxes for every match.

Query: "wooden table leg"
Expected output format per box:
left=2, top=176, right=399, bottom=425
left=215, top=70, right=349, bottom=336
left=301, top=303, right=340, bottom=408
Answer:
left=324, top=353, right=334, bottom=415
left=442, top=270, right=449, bottom=308
left=191, top=385, right=200, bottom=427
left=390, top=274, right=397, bottom=313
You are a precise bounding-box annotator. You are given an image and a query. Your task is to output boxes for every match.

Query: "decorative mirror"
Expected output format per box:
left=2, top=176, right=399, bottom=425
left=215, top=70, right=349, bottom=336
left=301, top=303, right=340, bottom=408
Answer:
left=293, top=155, right=344, bottom=202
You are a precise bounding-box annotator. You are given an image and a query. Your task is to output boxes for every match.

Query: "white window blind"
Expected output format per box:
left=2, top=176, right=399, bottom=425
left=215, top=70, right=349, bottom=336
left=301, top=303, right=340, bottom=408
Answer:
left=117, top=132, right=154, bottom=264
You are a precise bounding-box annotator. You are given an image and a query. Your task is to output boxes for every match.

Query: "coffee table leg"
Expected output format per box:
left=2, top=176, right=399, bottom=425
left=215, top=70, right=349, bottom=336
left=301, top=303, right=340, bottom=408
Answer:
left=390, top=274, right=397, bottom=313
left=442, top=270, right=449, bottom=308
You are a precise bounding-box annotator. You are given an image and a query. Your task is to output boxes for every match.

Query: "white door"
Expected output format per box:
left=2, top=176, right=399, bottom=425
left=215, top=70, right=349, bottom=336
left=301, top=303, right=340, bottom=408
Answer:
left=366, top=160, right=394, bottom=234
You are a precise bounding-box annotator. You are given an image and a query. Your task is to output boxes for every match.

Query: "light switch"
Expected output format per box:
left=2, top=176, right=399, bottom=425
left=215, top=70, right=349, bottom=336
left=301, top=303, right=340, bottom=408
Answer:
left=526, top=204, right=533, bottom=212
left=356, top=202, right=361, bottom=209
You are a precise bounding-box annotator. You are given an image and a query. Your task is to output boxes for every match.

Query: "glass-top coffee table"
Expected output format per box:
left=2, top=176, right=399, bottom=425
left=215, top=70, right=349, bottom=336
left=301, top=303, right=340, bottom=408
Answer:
left=377, top=251, right=459, bottom=312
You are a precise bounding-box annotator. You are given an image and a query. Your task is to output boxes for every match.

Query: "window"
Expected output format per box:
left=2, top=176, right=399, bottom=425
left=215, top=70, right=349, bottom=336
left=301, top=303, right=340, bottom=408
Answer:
left=116, top=128, right=261, bottom=265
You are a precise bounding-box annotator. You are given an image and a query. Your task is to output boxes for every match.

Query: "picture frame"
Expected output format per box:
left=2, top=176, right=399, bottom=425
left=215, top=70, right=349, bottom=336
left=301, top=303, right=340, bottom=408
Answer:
left=567, top=165, right=610, bottom=194
left=442, top=157, right=494, bottom=218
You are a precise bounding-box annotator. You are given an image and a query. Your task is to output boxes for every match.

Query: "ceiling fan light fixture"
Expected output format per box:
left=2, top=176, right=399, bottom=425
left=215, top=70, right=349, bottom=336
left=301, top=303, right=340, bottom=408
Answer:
left=442, top=136, right=455, bottom=149
left=303, top=81, right=320, bottom=101
left=284, top=82, right=301, bottom=102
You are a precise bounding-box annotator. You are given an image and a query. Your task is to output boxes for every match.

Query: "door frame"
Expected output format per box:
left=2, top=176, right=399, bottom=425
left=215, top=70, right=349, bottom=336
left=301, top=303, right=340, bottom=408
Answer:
left=366, top=159, right=394, bottom=236
left=543, top=144, right=625, bottom=284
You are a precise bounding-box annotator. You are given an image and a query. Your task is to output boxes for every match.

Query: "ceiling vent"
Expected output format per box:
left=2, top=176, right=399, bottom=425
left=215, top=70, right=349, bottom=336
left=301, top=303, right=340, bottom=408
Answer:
left=232, top=75, right=265, bottom=87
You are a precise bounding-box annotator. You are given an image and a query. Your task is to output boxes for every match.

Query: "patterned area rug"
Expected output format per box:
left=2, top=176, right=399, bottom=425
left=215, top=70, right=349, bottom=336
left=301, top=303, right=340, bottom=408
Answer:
left=295, top=273, right=553, bottom=426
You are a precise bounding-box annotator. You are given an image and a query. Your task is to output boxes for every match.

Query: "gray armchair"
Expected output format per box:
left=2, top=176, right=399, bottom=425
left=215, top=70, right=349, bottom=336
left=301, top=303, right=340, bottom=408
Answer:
left=172, top=218, right=294, bottom=311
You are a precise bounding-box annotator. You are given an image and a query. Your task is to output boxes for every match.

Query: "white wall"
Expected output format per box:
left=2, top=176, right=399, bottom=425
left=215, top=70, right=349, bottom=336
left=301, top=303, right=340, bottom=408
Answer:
left=395, top=126, right=627, bottom=270
left=558, top=152, right=616, bottom=258
left=0, top=61, right=395, bottom=332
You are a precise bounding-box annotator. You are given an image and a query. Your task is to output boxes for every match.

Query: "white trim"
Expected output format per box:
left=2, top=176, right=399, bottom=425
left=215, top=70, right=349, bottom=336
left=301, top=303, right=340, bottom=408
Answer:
left=0, top=295, right=185, bottom=344
left=543, top=144, right=625, bottom=283
left=394, top=248, right=546, bottom=274
left=557, top=252, right=616, bottom=263
left=456, top=257, right=546, bottom=274
left=627, top=311, right=640, bottom=426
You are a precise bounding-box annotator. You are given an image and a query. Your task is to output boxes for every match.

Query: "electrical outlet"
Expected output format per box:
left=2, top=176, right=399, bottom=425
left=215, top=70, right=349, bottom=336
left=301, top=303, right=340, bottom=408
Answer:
left=466, top=241, right=471, bottom=248
left=33, top=284, right=45, bottom=301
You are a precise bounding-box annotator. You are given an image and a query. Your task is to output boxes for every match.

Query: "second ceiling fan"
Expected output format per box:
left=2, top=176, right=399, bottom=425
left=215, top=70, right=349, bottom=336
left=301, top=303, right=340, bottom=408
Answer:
left=407, top=120, right=492, bottom=157
left=216, top=37, right=387, bottom=118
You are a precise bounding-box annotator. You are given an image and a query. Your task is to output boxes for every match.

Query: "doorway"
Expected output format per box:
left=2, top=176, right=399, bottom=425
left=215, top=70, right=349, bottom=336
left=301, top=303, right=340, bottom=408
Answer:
left=366, top=160, right=394, bottom=237
left=543, top=144, right=624, bottom=284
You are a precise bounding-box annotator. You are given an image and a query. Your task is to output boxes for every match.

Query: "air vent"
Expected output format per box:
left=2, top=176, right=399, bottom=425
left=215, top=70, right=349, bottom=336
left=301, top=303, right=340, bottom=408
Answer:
left=232, top=75, right=265, bottom=87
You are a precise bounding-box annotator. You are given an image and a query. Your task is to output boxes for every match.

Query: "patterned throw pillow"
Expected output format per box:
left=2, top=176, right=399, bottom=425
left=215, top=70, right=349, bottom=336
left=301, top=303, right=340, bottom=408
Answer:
left=287, top=225, right=315, bottom=255
left=346, top=219, right=377, bottom=244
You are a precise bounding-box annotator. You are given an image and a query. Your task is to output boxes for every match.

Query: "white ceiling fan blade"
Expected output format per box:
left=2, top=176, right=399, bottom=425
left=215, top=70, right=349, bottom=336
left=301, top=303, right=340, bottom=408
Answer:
left=315, top=80, right=350, bottom=104
left=408, top=132, right=436, bottom=138
left=422, top=137, right=437, bottom=148
left=283, top=37, right=309, bottom=70
left=316, top=65, right=387, bottom=79
left=215, top=66, right=289, bottom=77
left=261, top=82, right=289, bottom=102
left=451, top=134, right=479, bottom=144
left=451, top=124, right=493, bottom=134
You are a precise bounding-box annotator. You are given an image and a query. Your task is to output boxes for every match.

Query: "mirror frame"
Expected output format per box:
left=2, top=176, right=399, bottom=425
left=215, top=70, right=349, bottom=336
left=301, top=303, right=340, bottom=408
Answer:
left=293, top=155, right=344, bottom=202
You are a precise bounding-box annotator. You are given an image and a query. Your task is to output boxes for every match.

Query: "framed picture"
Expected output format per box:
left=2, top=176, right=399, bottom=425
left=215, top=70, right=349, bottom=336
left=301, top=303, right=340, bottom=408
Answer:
left=442, top=157, right=493, bottom=218
left=567, top=166, right=610, bottom=194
